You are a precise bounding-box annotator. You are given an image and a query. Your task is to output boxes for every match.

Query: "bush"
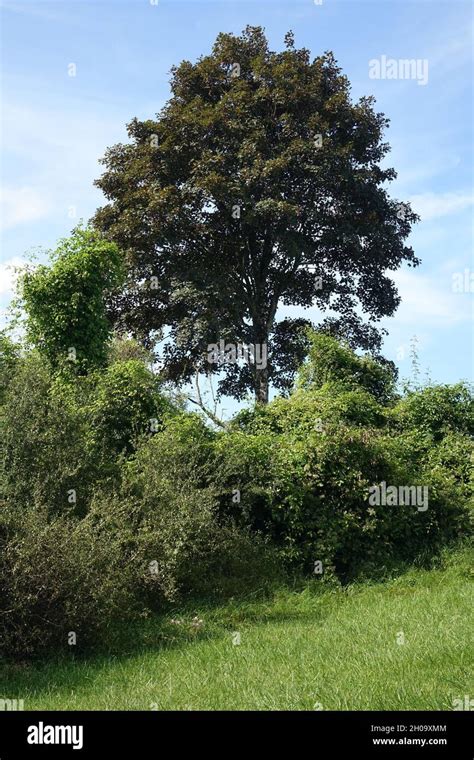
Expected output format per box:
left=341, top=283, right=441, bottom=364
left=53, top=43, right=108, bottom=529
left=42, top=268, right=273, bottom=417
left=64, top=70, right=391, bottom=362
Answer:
left=0, top=483, right=276, bottom=658
left=0, top=330, right=471, bottom=658
left=297, top=332, right=397, bottom=403
left=232, top=385, right=387, bottom=435
left=216, top=376, right=472, bottom=579
left=0, top=353, right=172, bottom=513
left=121, top=417, right=279, bottom=599
left=19, top=226, right=124, bottom=374
left=0, top=399, right=281, bottom=658
left=0, top=332, right=20, bottom=405
left=88, top=359, right=171, bottom=457
left=215, top=424, right=408, bottom=577
left=390, top=383, right=474, bottom=440
left=126, top=411, right=217, bottom=488
left=0, top=354, right=94, bottom=515
left=0, top=503, right=139, bottom=658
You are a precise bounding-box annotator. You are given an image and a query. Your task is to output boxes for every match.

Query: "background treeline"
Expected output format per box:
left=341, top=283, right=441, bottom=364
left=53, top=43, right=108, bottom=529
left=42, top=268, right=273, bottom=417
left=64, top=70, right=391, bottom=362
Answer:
left=0, top=228, right=472, bottom=659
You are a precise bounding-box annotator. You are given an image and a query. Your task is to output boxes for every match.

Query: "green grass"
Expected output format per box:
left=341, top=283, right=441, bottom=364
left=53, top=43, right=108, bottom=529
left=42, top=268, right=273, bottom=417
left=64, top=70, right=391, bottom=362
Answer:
left=1, top=546, right=473, bottom=711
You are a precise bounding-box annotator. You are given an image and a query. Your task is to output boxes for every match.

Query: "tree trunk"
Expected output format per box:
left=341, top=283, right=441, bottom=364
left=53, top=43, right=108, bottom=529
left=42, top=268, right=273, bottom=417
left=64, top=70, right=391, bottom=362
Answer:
left=252, top=304, right=273, bottom=404
left=253, top=321, right=269, bottom=403
left=255, top=364, right=269, bottom=404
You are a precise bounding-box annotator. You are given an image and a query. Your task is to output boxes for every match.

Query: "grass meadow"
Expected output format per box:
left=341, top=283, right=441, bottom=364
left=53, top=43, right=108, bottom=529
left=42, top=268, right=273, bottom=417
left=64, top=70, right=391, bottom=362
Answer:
left=2, top=545, right=472, bottom=711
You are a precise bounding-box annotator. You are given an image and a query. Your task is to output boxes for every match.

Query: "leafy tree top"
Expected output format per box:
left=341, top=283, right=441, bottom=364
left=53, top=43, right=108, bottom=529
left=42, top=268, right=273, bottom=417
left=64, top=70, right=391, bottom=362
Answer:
left=19, top=226, right=124, bottom=374
left=94, top=26, right=418, bottom=402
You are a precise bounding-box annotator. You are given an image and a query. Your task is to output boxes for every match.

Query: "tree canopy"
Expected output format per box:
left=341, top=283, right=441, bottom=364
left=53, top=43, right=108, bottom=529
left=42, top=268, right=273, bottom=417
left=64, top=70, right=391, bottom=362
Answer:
left=94, top=26, right=418, bottom=402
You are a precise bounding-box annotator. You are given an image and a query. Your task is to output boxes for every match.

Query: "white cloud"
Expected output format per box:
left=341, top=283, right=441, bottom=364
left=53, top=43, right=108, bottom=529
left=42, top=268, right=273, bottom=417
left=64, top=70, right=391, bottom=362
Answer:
left=0, top=1, right=68, bottom=21
left=0, top=186, right=52, bottom=231
left=386, top=268, right=470, bottom=327
left=0, top=256, right=24, bottom=296
left=390, top=153, right=462, bottom=191
left=1, top=97, right=129, bottom=231
left=408, top=191, right=474, bottom=222
left=279, top=266, right=469, bottom=331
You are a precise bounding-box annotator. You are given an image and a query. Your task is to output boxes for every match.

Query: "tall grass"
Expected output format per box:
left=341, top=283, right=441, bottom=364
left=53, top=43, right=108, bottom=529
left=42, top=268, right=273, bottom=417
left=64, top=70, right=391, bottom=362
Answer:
left=0, top=545, right=472, bottom=711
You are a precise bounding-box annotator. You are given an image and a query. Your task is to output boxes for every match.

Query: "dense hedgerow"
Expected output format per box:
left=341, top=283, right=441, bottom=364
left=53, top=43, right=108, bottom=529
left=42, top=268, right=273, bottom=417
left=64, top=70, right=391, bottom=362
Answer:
left=390, top=383, right=474, bottom=439
left=0, top=483, right=275, bottom=657
left=213, top=423, right=472, bottom=578
left=0, top=331, right=471, bottom=657
left=213, top=336, right=472, bottom=577
left=0, top=351, right=171, bottom=514
left=0, top=353, right=94, bottom=516
left=0, top=343, right=278, bottom=657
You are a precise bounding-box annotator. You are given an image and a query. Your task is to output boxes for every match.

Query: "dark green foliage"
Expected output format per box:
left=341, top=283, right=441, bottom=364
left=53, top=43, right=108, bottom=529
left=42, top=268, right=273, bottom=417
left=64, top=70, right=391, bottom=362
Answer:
left=94, top=26, right=418, bottom=402
left=0, top=423, right=277, bottom=657
left=0, top=354, right=94, bottom=516
left=0, top=355, right=278, bottom=658
left=297, top=331, right=397, bottom=403
left=125, top=411, right=217, bottom=488
left=0, top=350, right=171, bottom=515
left=391, top=383, right=474, bottom=439
left=117, top=412, right=279, bottom=599
left=217, top=334, right=472, bottom=577
left=0, top=503, right=140, bottom=658
left=215, top=419, right=471, bottom=579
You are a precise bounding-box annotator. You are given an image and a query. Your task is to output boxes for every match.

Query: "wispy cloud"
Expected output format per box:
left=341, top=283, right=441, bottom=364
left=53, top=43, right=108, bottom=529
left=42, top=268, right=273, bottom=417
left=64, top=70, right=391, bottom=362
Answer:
left=1, top=186, right=52, bottom=231
left=2, top=97, right=128, bottom=231
left=387, top=268, right=470, bottom=327
left=0, top=255, right=23, bottom=296
left=0, top=0, right=74, bottom=23
left=279, top=265, right=470, bottom=331
left=408, top=192, right=474, bottom=222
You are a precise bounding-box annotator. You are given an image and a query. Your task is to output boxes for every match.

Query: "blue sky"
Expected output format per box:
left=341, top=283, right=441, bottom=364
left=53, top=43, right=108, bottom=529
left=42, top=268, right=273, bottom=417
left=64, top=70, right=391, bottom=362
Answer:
left=1, top=0, right=473, bottom=402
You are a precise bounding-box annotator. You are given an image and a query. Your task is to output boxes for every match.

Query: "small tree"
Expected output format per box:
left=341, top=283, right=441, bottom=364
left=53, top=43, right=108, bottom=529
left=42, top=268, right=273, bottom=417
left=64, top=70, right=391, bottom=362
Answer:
left=94, top=26, right=418, bottom=403
left=19, top=227, right=124, bottom=374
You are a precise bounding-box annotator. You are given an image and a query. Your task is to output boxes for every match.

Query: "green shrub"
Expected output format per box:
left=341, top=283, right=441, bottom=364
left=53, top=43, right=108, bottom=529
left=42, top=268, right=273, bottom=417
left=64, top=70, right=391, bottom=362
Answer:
left=0, top=352, right=172, bottom=514
left=19, top=226, right=124, bottom=374
left=0, top=503, right=139, bottom=658
left=215, top=424, right=401, bottom=576
left=391, top=383, right=474, bottom=439
left=297, top=332, right=396, bottom=403
left=0, top=332, right=20, bottom=405
left=232, top=385, right=386, bottom=435
left=116, top=415, right=280, bottom=601
left=126, top=411, right=217, bottom=489
left=0, top=354, right=94, bottom=515
left=88, top=359, right=171, bottom=457
left=419, top=432, right=473, bottom=534
left=1, top=327, right=471, bottom=659
left=0, top=477, right=277, bottom=658
left=216, top=392, right=472, bottom=579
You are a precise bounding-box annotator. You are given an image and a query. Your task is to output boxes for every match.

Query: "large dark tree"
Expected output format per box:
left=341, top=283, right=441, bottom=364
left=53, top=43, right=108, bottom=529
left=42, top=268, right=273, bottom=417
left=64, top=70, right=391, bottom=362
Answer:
left=94, top=26, right=418, bottom=403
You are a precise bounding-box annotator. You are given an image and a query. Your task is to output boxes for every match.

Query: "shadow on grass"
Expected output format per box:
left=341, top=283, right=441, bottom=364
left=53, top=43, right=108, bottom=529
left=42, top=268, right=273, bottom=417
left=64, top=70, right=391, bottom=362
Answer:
left=1, top=541, right=470, bottom=703
left=0, top=584, right=337, bottom=701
